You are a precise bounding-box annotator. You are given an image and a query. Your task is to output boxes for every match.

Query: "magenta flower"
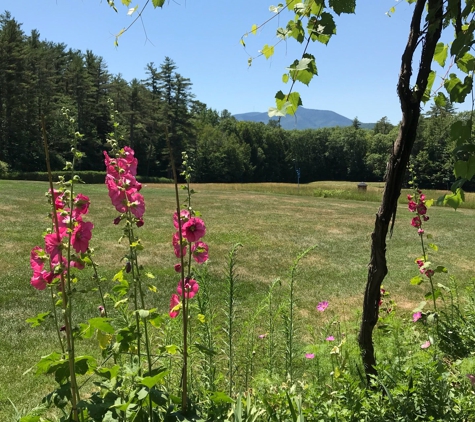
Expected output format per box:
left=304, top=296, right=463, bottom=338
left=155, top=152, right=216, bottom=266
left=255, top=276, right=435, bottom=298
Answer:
left=182, top=217, right=206, bottom=243
left=136, top=218, right=144, bottom=227
left=326, top=336, right=335, bottom=341
left=30, top=246, right=45, bottom=272
left=411, top=216, right=422, bottom=228
left=44, top=232, right=65, bottom=264
left=172, top=232, right=187, bottom=258
left=258, top=334, right=267, bottom=339
left=176, top=278, right=199, bottom=299
left=317, top=301, right=329, bottom=312
left=173, top=209, right=191, bottom=229
left=30, top=270, right=55, bottom=290
left=412, top=312, right=422, bottom=322
left=421, top=340, right=431, bottom=349
left=192, top=241, right=209, bottom=264
left=71, top=221, right=93, bottom=254
left=129, top=192, right=145, bottom=219
left=408, top=201, right=417, bottom=212
left=305, top=353, right=315, bottom=359
left=73, top=193, right=90, bottom=218
left=169, top=294, right=181, bottom=318
left=418, top=228, right=424, bottom=235
left=174, top=263, right=182, bottom=273
left=416, top=203, right=427, bottom=215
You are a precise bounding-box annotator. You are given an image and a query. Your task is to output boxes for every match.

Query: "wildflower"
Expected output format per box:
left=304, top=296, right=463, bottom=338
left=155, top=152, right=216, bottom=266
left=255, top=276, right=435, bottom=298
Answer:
left=411, top=216, right=422, bottom=228
left=326, top=336, right=335, bottom=341
left=412, top=312, right=422, bottom=322
left=176, top=278, right=199, bottom=299
left=317, top=301, right=328, bottom=312
left=169, top=294, right=181, bottom=318
left=420, top=340, right=431, bottom=349
left=408, top=201, right=417, bottom=212
left=305, top=353, right=315, bottom=359
left=98, top=305, right=106, bottom=317
left=192, top=241, right=209, bottom=264
left=182, top=217, right=206, bottom=243
left=71, top=221, right=94, bottom=254
left=173, top=209, right=191, bottom=229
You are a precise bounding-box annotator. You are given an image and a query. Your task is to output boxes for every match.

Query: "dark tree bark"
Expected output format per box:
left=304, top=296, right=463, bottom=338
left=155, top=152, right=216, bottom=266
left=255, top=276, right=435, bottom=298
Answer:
left=358, top=0, right=443, bottom=382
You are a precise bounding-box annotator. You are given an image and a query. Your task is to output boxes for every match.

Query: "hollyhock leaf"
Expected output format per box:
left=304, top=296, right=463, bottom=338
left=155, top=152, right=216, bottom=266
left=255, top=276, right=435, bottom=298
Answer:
left=410, top=276, right=424, bottom=285
left=428, top=243, right=438, bottom=252
left=434, top=266, right=448, bottom=273
left=166, top=344, right=178, bottom=355
left=26, top=311, right=51, bottom=327
left=425, top=289, right=441, bottom=301
left=412, top=301, right=427, bottom=313
left=87, top=317, right=115, bottom=334
left=145, top=272, right=155, bottom=279
left=141, top=371, right=169, bottom=389
left=148, top=285, right=157, bottom=293
left=137, top=309, right=150, bottom=319
left=197, top=314, right=206, bottom=323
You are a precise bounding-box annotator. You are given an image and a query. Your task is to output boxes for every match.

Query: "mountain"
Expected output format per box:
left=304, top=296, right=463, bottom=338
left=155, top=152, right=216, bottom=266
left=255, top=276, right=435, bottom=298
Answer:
left=233, top=107, right=374, bottom=130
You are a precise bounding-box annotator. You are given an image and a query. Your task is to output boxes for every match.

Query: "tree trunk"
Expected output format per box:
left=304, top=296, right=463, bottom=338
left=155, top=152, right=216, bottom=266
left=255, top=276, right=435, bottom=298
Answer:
left=358, top=0, right=443, bottom=382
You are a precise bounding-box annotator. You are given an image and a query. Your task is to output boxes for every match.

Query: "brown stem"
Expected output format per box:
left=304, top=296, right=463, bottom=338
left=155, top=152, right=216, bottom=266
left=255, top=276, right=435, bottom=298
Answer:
left=358, top=0, right=443, bottom=383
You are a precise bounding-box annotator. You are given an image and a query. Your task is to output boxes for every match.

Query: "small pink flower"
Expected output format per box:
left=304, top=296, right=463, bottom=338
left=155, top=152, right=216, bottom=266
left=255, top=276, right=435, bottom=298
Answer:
left=113, top=216, right=122, bottom=225
left=420, top=194, right=426, bottom=201
left=174, top=263, right=182, bottom=273
left=172, top=232, right=187, bottom=258
left=416, top=259, right=424, bottom=267
left=421, top=340, right=431, bottom=349
left=136, top=218, right=144, bottom=227
left=317, top=301, right=328, bottom=312
left=416, top=203, right=427, bottom=215
left=30, top=246, right=45, bottom=272
left=411, top=216, right=422, bottom=228
left=173, top=209, right=191, bottom=229
left=423, top=215, right=429, bottom=221
left=45, top=231, right=65, bottom=264
left=30, top=270, right=55, bottom=290
left=129, top=192, right=145, bottom=219
left=326, top=336, right=335, bottom=341
left=73, top=193, right=90, bottom=218
left=71, top=221, right=94, bottom=254
left=418, top=228, right=424, bottom=235
left=305, top=353, right=315, bottom=359
left=412, top=312, right=422, bottom=322
left=98, top=305, right=106, bottom=317
left=258, top=334, right=267, bottom=339
left=169, top=294, right=181, bottom=318
left=407, top=194, right=413, bottom=200
left=425, top=269, right=434, bottom=278
left=182, top=217, right=206, bottom=243
left=408, top=201, right=417, bottom=212
left=192, top=241, right=209, bottom=264
left=177, top=278, right=199, bottom=299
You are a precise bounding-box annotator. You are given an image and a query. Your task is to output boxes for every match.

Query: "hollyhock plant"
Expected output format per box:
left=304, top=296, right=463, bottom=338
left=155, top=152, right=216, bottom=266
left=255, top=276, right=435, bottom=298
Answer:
left=169, top=294, right=181, bottom=318
left=30, top=270, right=55, bottom=290
left=177, top=278, right=199, bottom=299
left=182, top=217, right=206, bottom=243
left=71, top=221, right=94, bottom=254
left=173, top=209, right=190, bottom=229
left=173, top=232, right=187, bottom=258
left=192, top=241, right=209, bottom=264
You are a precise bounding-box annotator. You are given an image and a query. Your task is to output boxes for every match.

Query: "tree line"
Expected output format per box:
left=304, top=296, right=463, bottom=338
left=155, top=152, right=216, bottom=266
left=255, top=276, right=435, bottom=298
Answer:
left=0, top=12, right=463, bottom=189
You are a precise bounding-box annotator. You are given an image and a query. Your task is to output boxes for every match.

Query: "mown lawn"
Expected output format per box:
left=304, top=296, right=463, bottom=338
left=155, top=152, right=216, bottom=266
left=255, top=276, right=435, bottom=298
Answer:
left=1, top=180, right=474, bottom=420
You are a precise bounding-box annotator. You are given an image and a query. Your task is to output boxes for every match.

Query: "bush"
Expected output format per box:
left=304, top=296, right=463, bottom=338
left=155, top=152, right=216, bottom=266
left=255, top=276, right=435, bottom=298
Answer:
left=0, top=160, right=9, bottom=177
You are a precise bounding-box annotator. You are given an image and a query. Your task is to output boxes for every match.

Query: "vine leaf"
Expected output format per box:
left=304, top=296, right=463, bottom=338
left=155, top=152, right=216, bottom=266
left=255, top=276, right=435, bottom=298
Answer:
left=288, top=54, right=318, bottom=85
left=433, top=43, right=448, bottom=67
left=261, top=44, right=275, bottom=59
left=152, top=0, right=166, bottom=7
left=444, top=73, right=473, bottom=103
left=329, top=0, right=356, bottom=15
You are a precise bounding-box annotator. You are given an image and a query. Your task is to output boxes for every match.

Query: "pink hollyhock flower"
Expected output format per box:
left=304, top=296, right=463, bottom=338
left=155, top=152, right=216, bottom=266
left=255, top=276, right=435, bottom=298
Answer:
left=420, top=194, right=426, bottom=201
left=113, top=216, right=122, bottom=225
left=174, top=263, right=182, bottom=273
left=425, top=269, right=434, bottom=278
left=30, top=270, right=55, bottom=290
left=407, top=194, right=413, bottom=200
left=176, top=278, right=199, bottom=299
left=136, top=218, right=144, bottom=227
left=416, top=203, right=427, bottom=215
left=423, top=215, right=429, bottom=221
left=418, top=228, right=424, bottom=235
left=45, top=231, right=65, bottom=264
left=106, top=175, right=127, bottom=213
left=416, top=259, right=424, bottom=267
left=129, top=192, right=145, bottom=219
left=317, top=301, right=328, bottom=312
left=172, top=232, right=187, bottom=258
left=173, top=209, right=191, bottom=229
left=326, top=336, right=335, bottom=341
left=192, top=241, right=209, bottom=264
left=182, top=217, right=206, bottom=243
left=71, top=221, right=94, bottom=254
left=122, top=146, right=138, bottom=176
left=412, top=312, right=422, bottom=322
left=72, top=193, right=90, bottom=218
left=421, top=340, right=431, bottom=349
left=305, top=353, right=315, bottom=359
left=408, top=201, right=417, bottom=212
left=70, top=255, right=85, bottom=270
left=169, top=294, right=181, bottom=318
left=30, top=246, right=45, bottom=272
left=411, top=216, right=422, bottom=228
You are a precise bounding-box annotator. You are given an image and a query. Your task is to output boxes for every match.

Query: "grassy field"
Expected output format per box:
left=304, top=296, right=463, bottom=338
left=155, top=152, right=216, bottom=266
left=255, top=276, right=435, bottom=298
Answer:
left=1, top=180, right=475, bottom=419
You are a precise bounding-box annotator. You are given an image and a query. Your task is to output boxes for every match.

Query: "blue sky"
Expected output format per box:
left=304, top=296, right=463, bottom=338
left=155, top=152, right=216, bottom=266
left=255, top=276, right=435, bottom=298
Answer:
left=3, top=1, right=465, bottom=124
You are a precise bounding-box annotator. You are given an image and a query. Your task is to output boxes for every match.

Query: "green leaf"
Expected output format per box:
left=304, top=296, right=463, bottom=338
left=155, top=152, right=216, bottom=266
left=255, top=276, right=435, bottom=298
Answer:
left=137, top=309, right=150, bottom=319
left=454, top=160, right=467, bottom=179
left=433, top=43, right=448, bottom=67
left=329, top=0, right=356, bottom=15
left=412, top=301, right=427, bottom=313
left=288, top=54, right=317, bottom=85
left=450, top=119, right=472, bottom=146
left=286, top=0, right=300, bottom=11
left=261, top=44, right=275, bottom=59
left=410, top=275, right=424, bottom=285
left=282, top=73, right=289, bottom=83
left=26, top=311, right=50, bottom=328
left=121, top=0, right=132, bottom=6
left=467, top=155, right=475, bottom=180
left=457, top=52, right=475, bottom=73
left=88, top=317, right=115, bottom=334
left=434, top=92, right=447, bottom=108
left=442, top=188, right=465, bottom=210
left=145, top=272, right=155, bottom=279
left=422, top=71, right=436, bottom=103
left=209, top=391, right=234, bottom=404
left=268, top=107, right=286, bottom=118
left=75, top=355, right=97, bottom=375
left=274, top=90, right=302, bottom=116
left=165, top=344, right=178, bottom=355
left=19, top=417, right=41, bottom=422
left=308, top=13, right=336, bottom=45
left=251, top=24, right=258, bottom=35
left=141, top=370, right=169, bottom=388
left=444, top=73, right=473, bottom=103
left=428, top=243, right=438, bottom=252
left=152, top=0, right=166, bottom=7
left=287, top=19, right=305, bottom=43
left=425, top=289, right=441, bottom=301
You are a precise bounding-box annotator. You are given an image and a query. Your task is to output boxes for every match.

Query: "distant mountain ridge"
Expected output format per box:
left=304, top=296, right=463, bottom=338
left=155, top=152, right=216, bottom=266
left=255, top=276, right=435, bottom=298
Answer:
left=233, top=107, right=374, bottom=130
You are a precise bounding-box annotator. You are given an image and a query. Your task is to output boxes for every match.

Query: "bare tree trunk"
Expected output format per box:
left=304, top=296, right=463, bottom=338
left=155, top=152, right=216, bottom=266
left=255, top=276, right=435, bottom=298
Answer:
left=358, top=0, right=443, bottom=382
